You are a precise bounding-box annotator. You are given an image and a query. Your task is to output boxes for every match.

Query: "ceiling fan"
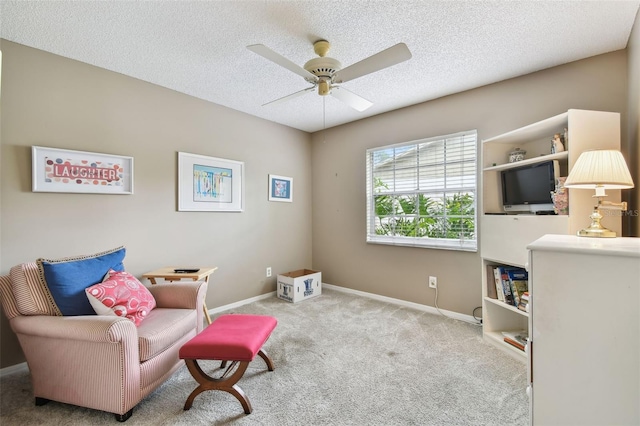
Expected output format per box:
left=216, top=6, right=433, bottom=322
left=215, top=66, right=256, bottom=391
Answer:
left=247, top=40, right=412, bottom=112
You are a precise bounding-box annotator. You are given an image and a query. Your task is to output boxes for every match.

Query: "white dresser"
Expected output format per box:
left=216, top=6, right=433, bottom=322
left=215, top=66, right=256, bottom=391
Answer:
left=527, top=234, right=640, bottom=425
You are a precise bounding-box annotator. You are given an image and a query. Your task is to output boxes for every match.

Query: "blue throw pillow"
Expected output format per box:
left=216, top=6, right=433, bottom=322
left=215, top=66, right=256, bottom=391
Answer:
left=37, top=246, right=126, bottom=316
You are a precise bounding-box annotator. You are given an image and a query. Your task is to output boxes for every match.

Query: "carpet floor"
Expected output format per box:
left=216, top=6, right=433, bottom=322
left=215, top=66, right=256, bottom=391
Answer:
left=0, top=289, right=529, bottom=425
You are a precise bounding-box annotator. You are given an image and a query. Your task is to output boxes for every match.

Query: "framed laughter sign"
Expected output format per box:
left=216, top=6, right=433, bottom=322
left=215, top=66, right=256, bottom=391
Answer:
left=32, top=146, right=134, bottom=194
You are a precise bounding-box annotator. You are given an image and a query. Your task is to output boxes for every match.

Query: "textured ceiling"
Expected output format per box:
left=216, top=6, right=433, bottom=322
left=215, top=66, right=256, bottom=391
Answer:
left=1, top=1, right=639, bottom=133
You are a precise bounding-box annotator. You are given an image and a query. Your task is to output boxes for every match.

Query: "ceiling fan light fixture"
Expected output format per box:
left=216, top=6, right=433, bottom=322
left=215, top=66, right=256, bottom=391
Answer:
left=318, top=79, right=331, bottom=96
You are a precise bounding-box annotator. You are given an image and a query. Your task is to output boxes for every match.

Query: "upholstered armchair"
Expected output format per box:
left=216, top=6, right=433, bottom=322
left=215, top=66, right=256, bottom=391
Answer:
left=0, top=261, right=208, bottom=422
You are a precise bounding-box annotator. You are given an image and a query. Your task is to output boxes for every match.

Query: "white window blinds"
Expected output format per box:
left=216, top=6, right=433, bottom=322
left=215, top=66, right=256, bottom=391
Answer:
left=366, top=130, right=477, bottom=251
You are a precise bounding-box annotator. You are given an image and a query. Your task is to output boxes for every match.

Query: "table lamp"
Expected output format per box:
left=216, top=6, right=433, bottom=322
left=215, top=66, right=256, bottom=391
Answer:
left=564, top=150, right=634, bottom=237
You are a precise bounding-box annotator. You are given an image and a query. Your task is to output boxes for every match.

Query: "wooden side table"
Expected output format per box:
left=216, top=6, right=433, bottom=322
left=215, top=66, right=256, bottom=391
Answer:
left=142, top=267, right=217, bottom=325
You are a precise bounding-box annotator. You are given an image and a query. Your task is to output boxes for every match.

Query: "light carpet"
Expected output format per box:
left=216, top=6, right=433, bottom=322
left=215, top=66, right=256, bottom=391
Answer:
left=0, top=289, right=529, bottom=425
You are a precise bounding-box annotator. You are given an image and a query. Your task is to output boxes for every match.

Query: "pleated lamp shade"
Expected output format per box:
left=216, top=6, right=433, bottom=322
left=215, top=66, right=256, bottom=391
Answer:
left=564, top=150, right=634, bottom=190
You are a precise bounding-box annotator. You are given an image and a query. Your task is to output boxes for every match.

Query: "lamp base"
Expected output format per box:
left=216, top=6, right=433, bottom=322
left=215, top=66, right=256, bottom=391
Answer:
left=577, top=226, right=617, bottom=238
left=577, top=207, right=617, bottom=238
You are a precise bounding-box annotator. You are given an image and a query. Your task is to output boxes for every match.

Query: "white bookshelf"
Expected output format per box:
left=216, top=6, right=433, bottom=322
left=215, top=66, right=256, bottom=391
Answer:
left=480, top=109, right=622, bottom=360
left=483, top=151, right=568, bottom=172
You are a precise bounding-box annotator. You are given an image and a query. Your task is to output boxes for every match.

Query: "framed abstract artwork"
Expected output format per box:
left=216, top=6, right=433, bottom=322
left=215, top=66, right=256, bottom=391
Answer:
left=32, top=146, right=133, bottom=194
left=268, top=174, right=293, bottom=202
left=178, top=152, right=244, bottom=212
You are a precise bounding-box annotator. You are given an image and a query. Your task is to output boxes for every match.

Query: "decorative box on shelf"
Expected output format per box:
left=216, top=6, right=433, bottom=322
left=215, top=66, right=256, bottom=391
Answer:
left=277, top=269, right=322, bottom=303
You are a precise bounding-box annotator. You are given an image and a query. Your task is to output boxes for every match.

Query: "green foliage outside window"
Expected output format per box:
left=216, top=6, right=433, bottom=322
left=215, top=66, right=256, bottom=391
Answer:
left=373, top=178, right=475, bottom=239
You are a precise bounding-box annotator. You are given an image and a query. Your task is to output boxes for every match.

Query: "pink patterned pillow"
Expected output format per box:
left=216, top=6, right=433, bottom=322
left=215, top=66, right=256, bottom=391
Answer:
left=85, top=270, right=156, bottom=326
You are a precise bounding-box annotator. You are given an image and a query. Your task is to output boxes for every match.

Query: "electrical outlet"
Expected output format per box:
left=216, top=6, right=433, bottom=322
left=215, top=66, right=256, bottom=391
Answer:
left=429, top=276, right=437, bottom=288
left=266, top=267, right=272, bottom=278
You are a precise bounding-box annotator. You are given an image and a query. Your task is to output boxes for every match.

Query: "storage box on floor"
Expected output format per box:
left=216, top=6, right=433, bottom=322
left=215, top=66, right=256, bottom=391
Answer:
left=277, top=269, right=322, bottom=303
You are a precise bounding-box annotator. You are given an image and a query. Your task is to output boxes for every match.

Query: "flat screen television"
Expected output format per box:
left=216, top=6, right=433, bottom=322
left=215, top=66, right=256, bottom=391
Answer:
left=501, top=160, right=558, bottom=213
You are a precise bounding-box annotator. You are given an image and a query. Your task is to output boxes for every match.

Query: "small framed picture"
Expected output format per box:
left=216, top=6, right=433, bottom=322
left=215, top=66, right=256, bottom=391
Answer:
left=268, top=174, right=293, bottom=202
left=178, top=152, right=244, bottom=212
left=32, top=146, right=134, bottom=194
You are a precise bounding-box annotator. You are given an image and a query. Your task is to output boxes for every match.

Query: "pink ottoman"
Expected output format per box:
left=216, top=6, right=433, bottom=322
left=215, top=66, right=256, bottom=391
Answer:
left=179, top=314, right=278, bottom=414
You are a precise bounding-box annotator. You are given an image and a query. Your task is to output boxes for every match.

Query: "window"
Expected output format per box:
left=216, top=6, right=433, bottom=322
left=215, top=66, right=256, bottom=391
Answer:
left=366, top=130, right=477, bottom=251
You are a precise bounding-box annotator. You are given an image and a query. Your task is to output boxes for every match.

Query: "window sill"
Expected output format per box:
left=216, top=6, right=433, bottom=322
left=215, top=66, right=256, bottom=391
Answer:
left=366, top=237, right=477, bottom=252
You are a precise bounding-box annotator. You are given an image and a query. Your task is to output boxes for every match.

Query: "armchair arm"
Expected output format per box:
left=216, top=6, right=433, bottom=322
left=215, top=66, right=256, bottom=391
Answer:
left=147, top=280, right=208, bottom=310
left=10, top=314, right=141, bottom=415
left=11, top=314, right=136, bottom=343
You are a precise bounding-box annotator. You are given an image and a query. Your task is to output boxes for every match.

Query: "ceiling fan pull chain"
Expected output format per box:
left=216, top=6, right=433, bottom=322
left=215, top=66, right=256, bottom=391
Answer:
left=322, top=96, right=327, bottom=143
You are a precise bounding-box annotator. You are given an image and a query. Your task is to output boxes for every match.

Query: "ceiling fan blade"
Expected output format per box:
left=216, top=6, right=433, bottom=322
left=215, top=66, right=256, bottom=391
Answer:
left=330, top=86, right=373, bottom=112
left=333, top=43, right=412, bottom=84
left=247, top=44, right=318, bottom=82
left=262, top=86, right=315, bottom=107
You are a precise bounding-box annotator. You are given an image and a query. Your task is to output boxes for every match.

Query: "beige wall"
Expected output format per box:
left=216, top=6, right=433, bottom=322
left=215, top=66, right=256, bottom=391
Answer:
left=311, top=51, right=629, bottom=317
left=0, top=40, right=313, bottom=368
left=628, top=9, right=640, bottom=237
left=0, top=39, right=635, bottom=370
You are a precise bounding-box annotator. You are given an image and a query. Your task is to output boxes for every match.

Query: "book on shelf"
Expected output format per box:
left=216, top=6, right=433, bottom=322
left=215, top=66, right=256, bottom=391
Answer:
left=518, top=291, right=529, bottom=312
left=504, top=337, right=525, bottom=351
left=491, top=266, right=505, bottom=302
left=491, top=265, right=528, bottom=307
left=502, top=329, right=528, bottom=352
left=494, top=266, right=515, bottom=306
left=485, top=265, right=498, bottom=299
left=506, top=267, right=528, bottom=306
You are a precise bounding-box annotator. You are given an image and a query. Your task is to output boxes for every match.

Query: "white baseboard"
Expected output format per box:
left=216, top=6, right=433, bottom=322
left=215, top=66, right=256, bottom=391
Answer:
left=208, top=284, right=479, bottom=325
left=323, top=283, right=481, bottom=325
left=207, top=291, right=276, bottom=315
left=0, top=362, right=28, bottom=378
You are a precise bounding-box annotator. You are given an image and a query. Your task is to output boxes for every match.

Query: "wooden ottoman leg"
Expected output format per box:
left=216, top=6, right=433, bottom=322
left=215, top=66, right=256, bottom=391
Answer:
left=183, top=359, right=253, bottom=414
left=257, top=349, right=275, bottom=371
